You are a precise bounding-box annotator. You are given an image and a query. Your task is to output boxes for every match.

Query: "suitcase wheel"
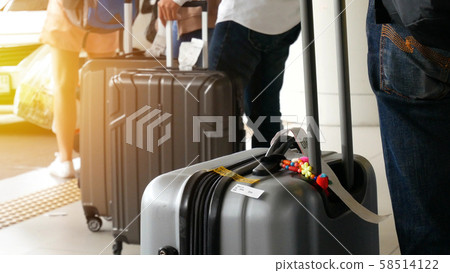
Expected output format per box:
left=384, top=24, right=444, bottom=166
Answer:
left=113, top=241, right=123, bottom=255
left=87, top=216, right=102, bottom=232
left=158, top=246, right=179, bottom=255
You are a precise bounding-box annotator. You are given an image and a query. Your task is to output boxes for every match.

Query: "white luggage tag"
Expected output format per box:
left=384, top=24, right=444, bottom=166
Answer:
left=146, top=19, right=166, bottom=58
left=273, top=127, right=390, bottom=224
left=319, top=160, right=390, bottom=224
left=230, top=184, right=264, bottom=199
left=178, top=38, right=204, bottom=71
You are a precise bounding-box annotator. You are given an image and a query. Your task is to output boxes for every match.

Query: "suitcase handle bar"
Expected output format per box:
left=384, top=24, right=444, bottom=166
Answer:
left=166, top=1, right=208, bottom=68
left=181, top=1, right=207, bottom=11
left=123, top=0, right=134, bottom=54
left=300, top=0, right=354, bottom=189
left=300, top=0, right=321, bottom=177
left=252, top=128, right=390, bottom=222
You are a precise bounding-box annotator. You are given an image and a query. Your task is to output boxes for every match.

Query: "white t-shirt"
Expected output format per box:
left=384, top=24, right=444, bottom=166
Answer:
left=175, top=0, right=301, bottom=35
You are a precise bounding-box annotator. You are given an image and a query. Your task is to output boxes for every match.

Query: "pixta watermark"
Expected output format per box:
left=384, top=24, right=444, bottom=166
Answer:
left=126, top=106, right=172, bottom=153
left=126, top=106, right=323, bottom=153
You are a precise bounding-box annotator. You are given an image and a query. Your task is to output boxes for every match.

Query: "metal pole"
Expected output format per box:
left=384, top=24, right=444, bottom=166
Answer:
left=201, top=9, right=208, bottom=68
left=123, top=0, right=133, bottom=54
left=166, top=20, right=173, bottom=67
left=300, top=0, right=321, bottom=175
left=334, top=0, right=354, bottom=189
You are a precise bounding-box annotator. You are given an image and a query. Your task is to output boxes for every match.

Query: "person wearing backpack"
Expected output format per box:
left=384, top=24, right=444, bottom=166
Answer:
left=367, top=0, right=450, bottom=254
left=40, top=0, right=119, bottom=178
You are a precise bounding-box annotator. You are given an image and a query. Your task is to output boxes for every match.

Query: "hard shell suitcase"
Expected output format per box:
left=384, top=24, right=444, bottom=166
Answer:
left=108, top=67, right=242, bottom=252
left=140, top=146, right=379, bottom=254
left=105, top=1, right=244, bottom=254
left=79, top=56, right=162, bottom=233
left=79, top=0, right=164, bottom=235
left=140, top=0, right=383, bottom=255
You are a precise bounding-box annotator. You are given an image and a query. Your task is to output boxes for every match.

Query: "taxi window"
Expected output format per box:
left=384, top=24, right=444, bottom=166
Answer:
left=2, top=0, right=48, bottom=11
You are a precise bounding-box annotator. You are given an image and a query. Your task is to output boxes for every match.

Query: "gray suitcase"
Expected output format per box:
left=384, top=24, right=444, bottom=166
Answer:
left=140, top=146, right=379, bottom=254
left=108, top=67, right=243, bottom=253
left=79, top=57, right=162, bottom=233
left=79, top=1, right=163, bottom=234
left=105, top=1, right=244, bottom=254
left=140, top=0, right=381, bottom=255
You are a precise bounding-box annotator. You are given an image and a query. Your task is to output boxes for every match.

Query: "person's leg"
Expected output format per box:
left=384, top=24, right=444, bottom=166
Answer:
left=209, top=20, right=263, bottom=88
left=209, top=21, right=262, bottom=146
left=367, top=0, right=450, bottom=254
left=245, top=24, right=301, bottom=147
left=49, top=46, right=79, bottom=177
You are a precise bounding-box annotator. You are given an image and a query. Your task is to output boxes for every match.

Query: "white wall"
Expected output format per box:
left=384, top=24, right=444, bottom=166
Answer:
left=280, top=0, right=379, bottom=126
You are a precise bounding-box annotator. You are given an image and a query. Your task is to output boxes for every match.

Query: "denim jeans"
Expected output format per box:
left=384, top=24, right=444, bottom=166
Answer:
left=209, top=21, right=301, bottom=147
left=367, top=0, right=450, bottom=254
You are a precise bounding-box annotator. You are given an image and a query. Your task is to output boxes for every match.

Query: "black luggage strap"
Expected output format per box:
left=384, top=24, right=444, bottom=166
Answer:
left=178, top=155, right=264, bottom=255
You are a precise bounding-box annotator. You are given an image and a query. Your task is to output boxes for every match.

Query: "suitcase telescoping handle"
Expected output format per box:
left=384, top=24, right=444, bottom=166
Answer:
left=166, top=0, right=208, bottom=68
left=124, top=0, right=134, bottom=54
left=253, top=128, right=390, bottom=224
left=300, top=0, right=354, bottom=189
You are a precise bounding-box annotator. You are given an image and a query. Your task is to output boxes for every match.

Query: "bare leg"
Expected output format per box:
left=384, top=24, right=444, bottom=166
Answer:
left=51, top=47, right=79, bottom=162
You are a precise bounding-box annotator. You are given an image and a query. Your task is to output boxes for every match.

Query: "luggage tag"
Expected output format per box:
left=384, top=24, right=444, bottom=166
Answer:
left=274, top=127, right=390, bottom=224
left=209, top=166, right=264, bottom=199
left=178, top=38, right=204, bottom=71
left=320, top=161, right=390, bottom=224
left=146, top=19, right=166, bottom=58
left=210, top=166, right=260, bottom=184
left=230, top=184, right=264, bottom=199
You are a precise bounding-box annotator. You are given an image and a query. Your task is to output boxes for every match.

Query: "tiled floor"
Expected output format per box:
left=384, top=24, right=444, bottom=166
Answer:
left=0, top=109, right=399, bottom=255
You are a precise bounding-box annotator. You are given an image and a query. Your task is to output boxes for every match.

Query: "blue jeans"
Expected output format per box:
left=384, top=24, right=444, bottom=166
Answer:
left=209, top=21, right=301, bottom=147
left=367, top=0, right=450, bottom=254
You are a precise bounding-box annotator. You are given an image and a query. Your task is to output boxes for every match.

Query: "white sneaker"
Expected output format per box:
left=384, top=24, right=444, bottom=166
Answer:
left=48, top=153, right=75, bottom=179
